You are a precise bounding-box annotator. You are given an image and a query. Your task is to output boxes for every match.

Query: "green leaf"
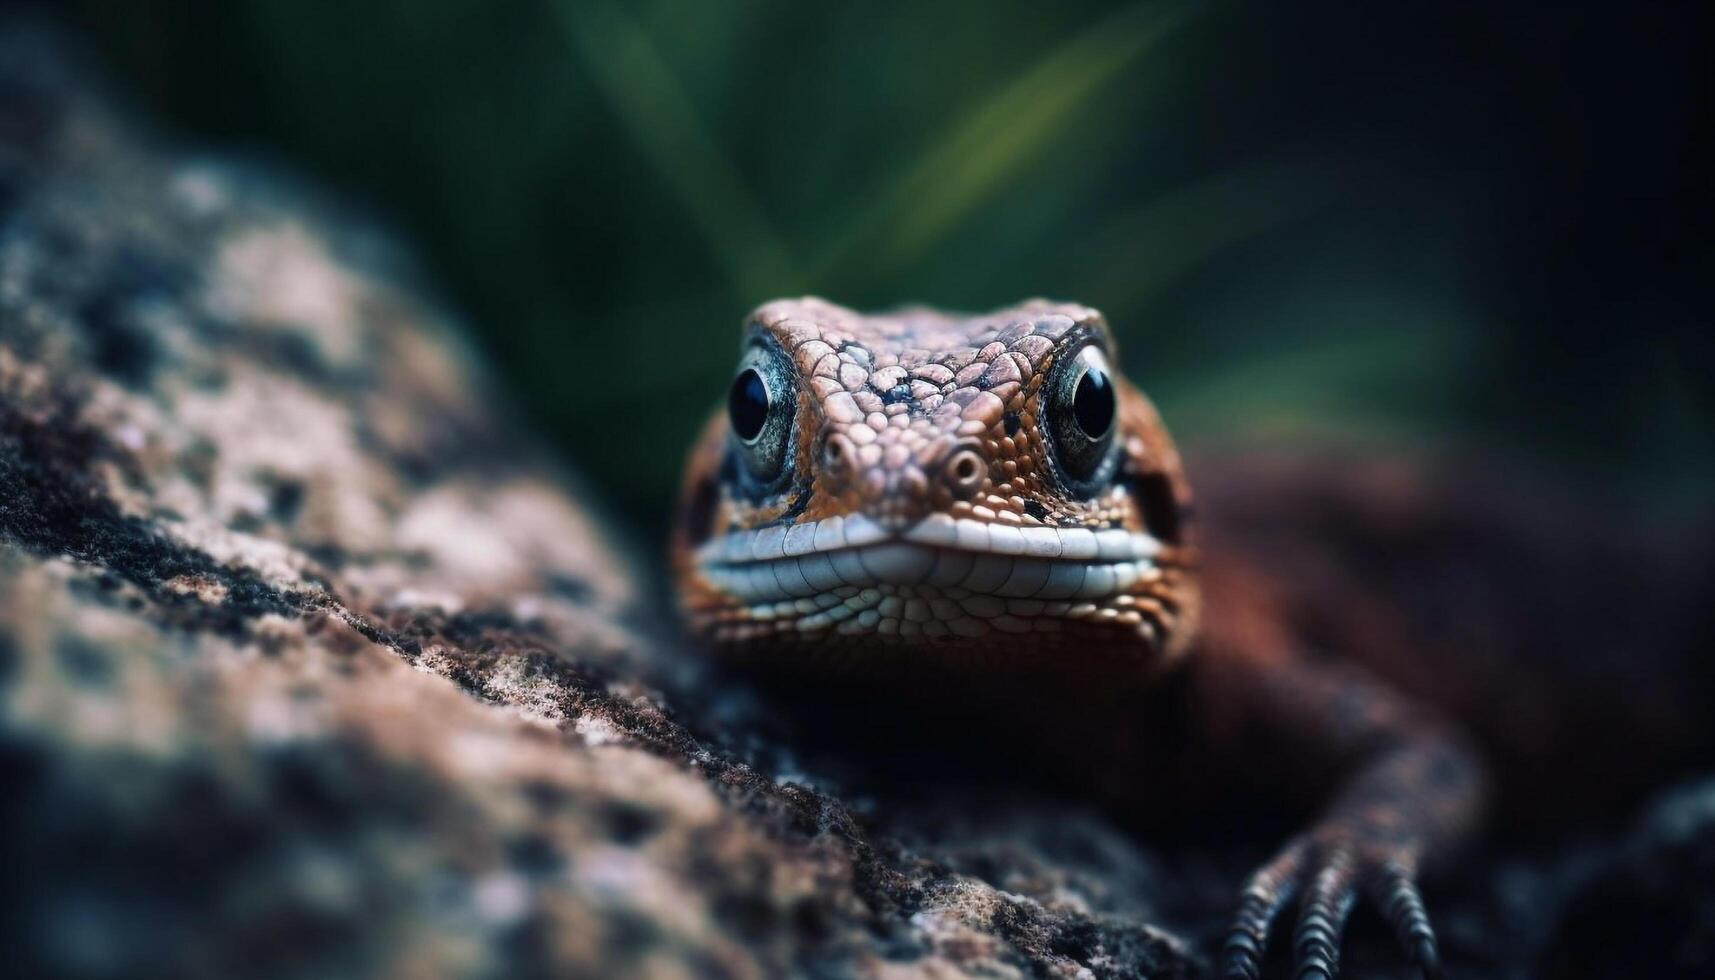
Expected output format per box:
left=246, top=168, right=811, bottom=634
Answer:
left=551, top=0, right=796, bottom=297
left=808, top=2, right=1190, bottom=292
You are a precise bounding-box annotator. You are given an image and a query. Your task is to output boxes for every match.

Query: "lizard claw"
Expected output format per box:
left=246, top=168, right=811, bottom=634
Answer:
left=1221, top=838, right=1307, bottom=979
left=1372, top=861, right=1442, bottom=980
left=1221, top=839, right=1442, bottom=979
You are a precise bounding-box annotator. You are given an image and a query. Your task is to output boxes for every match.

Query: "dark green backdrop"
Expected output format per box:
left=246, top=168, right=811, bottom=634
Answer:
left=66, top=1, right=1713, bottom=535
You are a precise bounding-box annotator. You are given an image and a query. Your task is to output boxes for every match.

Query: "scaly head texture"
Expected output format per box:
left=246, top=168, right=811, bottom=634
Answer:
left=673, top=298, right=1198, bottom=673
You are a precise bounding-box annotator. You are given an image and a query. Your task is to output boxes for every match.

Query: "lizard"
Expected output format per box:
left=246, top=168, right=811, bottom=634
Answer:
left=668, top=297, right=1702, bottom=978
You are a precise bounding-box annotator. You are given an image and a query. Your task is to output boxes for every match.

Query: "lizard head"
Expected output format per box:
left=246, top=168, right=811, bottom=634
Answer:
left=673, top=297, right=1198, bottom=676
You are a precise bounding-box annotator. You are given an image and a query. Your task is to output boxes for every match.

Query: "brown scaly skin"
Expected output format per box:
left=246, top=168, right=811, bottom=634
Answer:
left=672, top=298, right=1484, bottom=979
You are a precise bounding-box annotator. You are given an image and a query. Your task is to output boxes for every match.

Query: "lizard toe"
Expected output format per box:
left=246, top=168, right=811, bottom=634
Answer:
left=1221, top=838, right=1309, bottom=979
left=1369, top=861, right=1443, bottom=980
left=1224, top=840, right=1444, bottom=979
left=1290, top=850, right=1358, bottom=979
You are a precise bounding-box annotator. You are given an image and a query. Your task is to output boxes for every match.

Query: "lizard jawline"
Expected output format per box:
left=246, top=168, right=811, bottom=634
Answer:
left=691, top=514, right=1164, bottom=642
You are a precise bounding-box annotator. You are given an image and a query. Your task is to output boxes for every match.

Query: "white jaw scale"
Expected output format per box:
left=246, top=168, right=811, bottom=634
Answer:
left=693, top=514, right=1164, bottom=640
left=696, top=513, right=1160, bottom=566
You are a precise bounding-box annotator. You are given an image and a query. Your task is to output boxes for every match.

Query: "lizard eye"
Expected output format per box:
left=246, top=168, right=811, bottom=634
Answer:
left=728, top=368, right=769, bottom=442
left=727, top=344, right=795, bottom=487
left=1044, top=343, right=1120, bottom=494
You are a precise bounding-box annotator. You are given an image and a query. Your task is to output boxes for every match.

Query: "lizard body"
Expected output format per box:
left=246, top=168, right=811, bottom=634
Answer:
left=670, top=298, right=1699, bottom=977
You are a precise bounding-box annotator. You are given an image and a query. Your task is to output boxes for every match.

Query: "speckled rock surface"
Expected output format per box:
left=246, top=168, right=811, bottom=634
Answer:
left=0, top=25, right=1196, bottom=980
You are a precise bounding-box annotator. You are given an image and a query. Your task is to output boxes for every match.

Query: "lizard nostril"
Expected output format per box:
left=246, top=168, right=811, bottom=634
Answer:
left=942, top=447, right=987, bottom=499
left=823, top=434, right=856, bottom=482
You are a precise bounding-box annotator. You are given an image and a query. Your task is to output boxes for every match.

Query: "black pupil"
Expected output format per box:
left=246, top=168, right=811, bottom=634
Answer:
left=1072, top=366, right=1115, bottom=439
left=728, top=368, right=770, bottom=441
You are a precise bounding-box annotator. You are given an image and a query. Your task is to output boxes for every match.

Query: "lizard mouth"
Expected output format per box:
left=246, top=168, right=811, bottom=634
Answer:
left=690, top=513, right=1165, bottom=641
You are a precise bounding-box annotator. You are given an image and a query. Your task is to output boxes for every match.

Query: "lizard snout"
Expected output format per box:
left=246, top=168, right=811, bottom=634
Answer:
left=815, top=423, right=990, bottom=529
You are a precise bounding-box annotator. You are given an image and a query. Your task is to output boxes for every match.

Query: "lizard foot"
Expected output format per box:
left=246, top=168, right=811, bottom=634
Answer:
left=1220, top=836, right=1441, bottom=980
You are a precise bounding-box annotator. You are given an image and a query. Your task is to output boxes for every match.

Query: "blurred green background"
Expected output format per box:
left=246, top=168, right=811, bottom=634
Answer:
left=62, top=0, right=1711, bottom=536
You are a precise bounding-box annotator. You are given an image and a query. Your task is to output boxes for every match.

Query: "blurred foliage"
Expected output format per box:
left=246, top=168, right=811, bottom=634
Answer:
left=64, top=0, right=1712, bottom=534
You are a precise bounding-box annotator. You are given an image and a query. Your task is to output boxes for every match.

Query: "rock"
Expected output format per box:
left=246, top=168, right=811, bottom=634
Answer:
left=1540, top=778, right=1715, bottom=979
left=0, top=23, right=1196, bottom=980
